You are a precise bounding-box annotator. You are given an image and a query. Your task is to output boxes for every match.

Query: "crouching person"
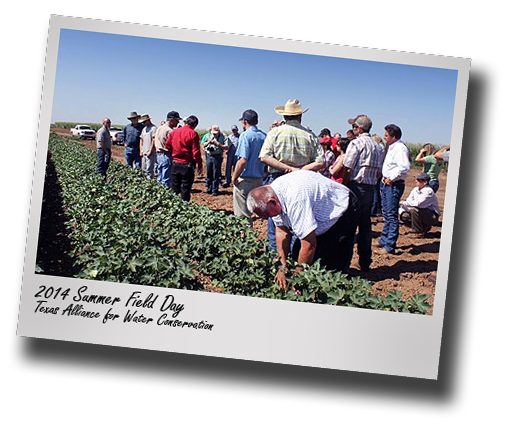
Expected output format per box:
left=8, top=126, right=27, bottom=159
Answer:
left=399, top=172, right=440, bottom=238
left=247, top=170, right=359, bottom=289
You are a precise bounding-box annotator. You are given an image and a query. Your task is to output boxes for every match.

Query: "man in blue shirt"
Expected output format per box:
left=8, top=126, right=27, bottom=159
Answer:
left=232, top=109, right=267, bottom=224
left=123, top=111, right=143, bottom=169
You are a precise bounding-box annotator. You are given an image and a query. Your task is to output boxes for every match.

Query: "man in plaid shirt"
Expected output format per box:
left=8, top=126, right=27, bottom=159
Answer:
left=342, top=114, right=385, bottom=271
left=259, top=99, right=325, bottom=251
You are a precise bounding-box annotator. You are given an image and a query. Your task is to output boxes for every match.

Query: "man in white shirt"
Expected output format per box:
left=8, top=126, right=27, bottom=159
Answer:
left=139, top=114, right=157, bottom=180
left=399, top=172, right=440, bottom=237
left=247, top=170, right=359, bottom=289
left=379, top=124, right=411, bottom=254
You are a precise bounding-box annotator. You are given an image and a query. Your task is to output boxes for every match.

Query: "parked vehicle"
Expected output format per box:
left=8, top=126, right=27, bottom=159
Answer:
left=109, top=127, right=124, bottom=145
left=70, top=125, right=96, bottom=140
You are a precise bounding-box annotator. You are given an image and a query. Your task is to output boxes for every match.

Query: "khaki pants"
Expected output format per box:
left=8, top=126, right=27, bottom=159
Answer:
left=400, top=207, right=438, bottom=233
left=233, top=177, right=263, bottom=220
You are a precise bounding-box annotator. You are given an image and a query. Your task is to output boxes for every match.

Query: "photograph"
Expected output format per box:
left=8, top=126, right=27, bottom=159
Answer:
left=38, top=26, right=459, bottom=314
left=16, top=14, right=470, bottom=380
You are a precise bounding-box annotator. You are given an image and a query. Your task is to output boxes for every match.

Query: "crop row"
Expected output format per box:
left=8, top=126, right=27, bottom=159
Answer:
left=40, top=134, right=431, bottom=314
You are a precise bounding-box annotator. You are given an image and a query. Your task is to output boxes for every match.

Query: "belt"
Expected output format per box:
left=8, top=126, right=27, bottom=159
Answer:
left=173, top=161, right=194, bottom=167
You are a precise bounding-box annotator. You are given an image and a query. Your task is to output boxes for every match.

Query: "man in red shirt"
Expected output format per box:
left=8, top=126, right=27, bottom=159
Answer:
left=165, top=115, right=203, bottom=201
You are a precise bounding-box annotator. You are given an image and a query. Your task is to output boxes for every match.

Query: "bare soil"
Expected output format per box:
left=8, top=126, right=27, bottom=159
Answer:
left=51, top=128, right=446, bottom=314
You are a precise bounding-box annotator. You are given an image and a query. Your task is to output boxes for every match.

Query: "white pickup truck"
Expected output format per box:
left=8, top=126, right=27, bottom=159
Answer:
left=70, top=125, right=96, bottom=140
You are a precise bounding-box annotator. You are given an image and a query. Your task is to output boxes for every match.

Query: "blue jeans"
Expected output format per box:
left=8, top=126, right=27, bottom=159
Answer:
left=96, top=149, right=110, bottom=177
left=429, top=179, right=439, bottom=193
left=380, top=180, right=405, bottom=253
left=348, top=182, right=373, bottom=269
left=206, top=154, right=223, bottom=194
left=125, top=146, right=140, bottom=169
left=156, top=153, right=172, bottom=188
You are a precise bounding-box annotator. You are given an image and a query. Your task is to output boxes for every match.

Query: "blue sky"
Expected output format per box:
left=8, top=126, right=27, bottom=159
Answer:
left=51, top=29, right=458, bottom=144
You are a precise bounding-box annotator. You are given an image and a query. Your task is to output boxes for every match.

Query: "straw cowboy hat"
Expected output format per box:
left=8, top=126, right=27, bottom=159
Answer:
left=127, top=111, right=140, bottom=119
left=274, top=99, right=309, bottom=116
left=139, top=114, right=151, bottom=122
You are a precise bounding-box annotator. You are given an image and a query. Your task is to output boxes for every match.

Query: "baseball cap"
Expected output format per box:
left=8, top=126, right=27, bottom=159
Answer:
left=415, top=172, right=430, bottom=182
left=166, top=111, right=182, bottom=120
left=239, top=109, right=258, bottom=124
left=231, top=125, right=239, bottom=131
left=348, top=114, right=372, bottom=130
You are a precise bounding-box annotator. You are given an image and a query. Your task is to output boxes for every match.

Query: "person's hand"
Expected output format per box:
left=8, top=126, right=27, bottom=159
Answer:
left=275, top=267, right=288, bottom=290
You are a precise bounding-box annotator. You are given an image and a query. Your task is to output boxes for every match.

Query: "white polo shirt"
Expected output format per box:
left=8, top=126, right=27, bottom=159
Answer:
left=271, top=170, right=350, bottom=239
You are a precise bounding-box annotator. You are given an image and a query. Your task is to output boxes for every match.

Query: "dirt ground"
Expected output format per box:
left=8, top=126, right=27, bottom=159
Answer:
left=51, top=128, right=446, bottom=314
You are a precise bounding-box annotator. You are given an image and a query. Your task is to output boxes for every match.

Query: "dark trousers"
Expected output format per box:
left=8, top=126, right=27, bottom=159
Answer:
left=224, top=145, right=237, bottom=185
left=292, top=191, right=360, bottom=273
left=347, top=182, right=374, bottom=269
left=96, top=149, right=110, bottom=177
left=400, top=207, right=439, bottom=234
left=170, top=162, right=195, bottom=201
left=206, top=154, right=223, bottom=194
left=371, top=179, right=382, bottom=216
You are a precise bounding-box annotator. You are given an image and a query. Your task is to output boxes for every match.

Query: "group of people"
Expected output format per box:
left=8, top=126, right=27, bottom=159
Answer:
left=95, top=98, right=447, bottom=289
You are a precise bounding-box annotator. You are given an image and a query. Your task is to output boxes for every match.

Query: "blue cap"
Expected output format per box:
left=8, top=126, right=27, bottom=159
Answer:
left=231, top=125, right=239, bottom=131
left=239, top=109, right=258, bottom=124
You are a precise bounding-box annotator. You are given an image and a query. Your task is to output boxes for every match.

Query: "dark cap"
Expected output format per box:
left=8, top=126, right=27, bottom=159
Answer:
left=239, top=109, right=258, bottom=124
left=231, top=125, right=239, bottom=131
left=166, top=111, right=182, bottom=120
left=415, top=172, right=430, bottom=182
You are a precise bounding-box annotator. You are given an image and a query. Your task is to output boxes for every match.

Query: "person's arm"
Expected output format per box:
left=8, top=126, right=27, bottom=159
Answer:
left=192, top=133, right=204, bottom=174
left=415, top=148, right=427, bottom=163
left=329, top=154, right=344, bottom=176
left=274, top=226, right=292, bottom=289
left=148, top=136, right=155, bottom=157
left=260, top=156, right=299, bottom=173
left=217, top=133, right=227, bottom=152
left=123, top=126, right=128, bottom=146
left=435, top=145, right=450, bottom=161
left=296, top=231, right=317, bottom=268
left=139, top=137, right=144, bottom=155
left=231, top=157, right=247, bottom=186
left=301, top=160, right=326, bottom=172
left=165, top=132, right=173, bottom=154
left=342, top=167, right=353, bottom=185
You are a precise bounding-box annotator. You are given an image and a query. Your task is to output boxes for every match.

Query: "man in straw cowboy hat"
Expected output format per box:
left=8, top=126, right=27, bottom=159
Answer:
left=139, top=114, right=157, bottom=180
left=259, top=98, right=325, bottom=251
left=123, top=111, right=143, bottom=169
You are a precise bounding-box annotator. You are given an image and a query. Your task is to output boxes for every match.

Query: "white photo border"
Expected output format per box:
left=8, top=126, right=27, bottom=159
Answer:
left=17, top=15, right=470, bottom=380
